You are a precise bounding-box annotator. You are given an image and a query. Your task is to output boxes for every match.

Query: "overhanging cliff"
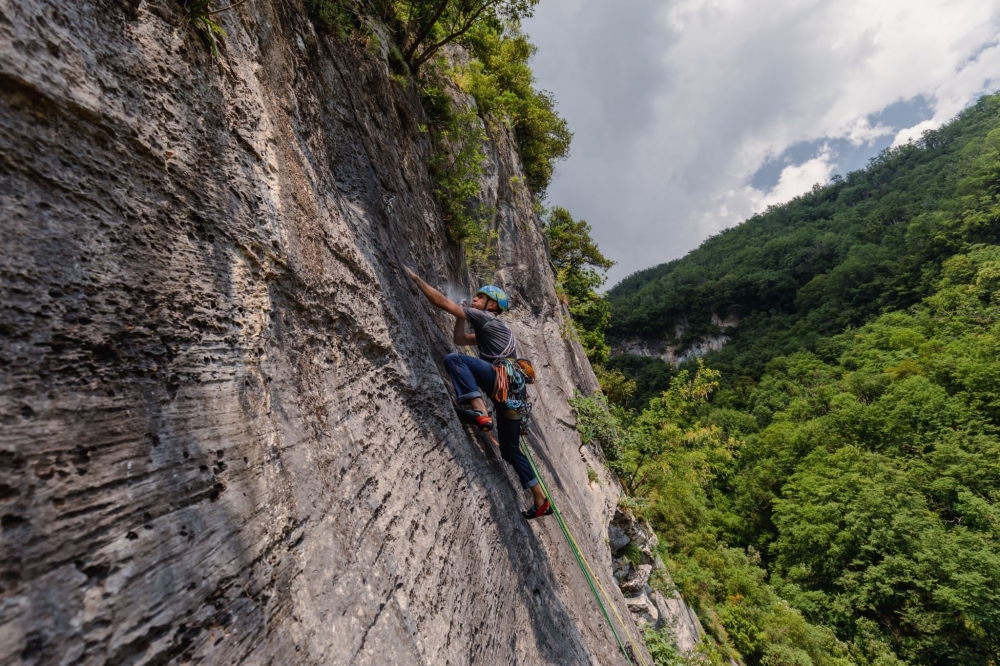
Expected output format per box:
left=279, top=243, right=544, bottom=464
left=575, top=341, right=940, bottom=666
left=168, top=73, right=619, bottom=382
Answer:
left=0, top=1, right=653, bottom=664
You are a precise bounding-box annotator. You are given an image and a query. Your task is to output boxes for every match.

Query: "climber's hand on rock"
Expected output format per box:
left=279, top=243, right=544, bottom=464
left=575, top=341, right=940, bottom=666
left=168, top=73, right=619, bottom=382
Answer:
left=404, top=266, right=419, bottom=282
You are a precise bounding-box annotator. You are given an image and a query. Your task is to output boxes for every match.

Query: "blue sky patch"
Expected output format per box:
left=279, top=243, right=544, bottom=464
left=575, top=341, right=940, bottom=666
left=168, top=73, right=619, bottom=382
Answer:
left=750, top=96, right=935, bottom=191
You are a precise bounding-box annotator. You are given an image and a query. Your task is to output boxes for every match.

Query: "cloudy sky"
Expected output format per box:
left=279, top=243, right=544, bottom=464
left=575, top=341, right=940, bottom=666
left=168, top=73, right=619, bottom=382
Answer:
left=523, top=0, right=1000, bottom=286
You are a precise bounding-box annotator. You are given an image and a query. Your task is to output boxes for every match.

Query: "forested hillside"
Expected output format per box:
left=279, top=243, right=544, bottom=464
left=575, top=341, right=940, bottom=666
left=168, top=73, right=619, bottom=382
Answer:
left=606, top=94, right=1000, bottom=403
left=573, top=94, right=1000, bottom=665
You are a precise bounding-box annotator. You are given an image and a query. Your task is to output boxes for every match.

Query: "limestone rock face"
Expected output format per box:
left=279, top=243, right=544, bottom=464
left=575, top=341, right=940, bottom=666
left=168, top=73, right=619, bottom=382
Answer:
left=0, top=2, right=650, bottom=664
left=656, top=588, right=704, bottom=654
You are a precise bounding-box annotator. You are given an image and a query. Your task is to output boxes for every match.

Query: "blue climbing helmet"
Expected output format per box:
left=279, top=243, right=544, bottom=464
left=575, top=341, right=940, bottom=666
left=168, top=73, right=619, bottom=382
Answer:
left=476, top=285, right=509, bottom=313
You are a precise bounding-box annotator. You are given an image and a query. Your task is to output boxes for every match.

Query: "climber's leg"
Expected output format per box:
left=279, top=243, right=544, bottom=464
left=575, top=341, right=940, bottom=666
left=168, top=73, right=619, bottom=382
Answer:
left=495, top=414, right=548, bottom=512
left=445, top=353, right=496, bottom=428
left=444, top=353, right=496, bottom=402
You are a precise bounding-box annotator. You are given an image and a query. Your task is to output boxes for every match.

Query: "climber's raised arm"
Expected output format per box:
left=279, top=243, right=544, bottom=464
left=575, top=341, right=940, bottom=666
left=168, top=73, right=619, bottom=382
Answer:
left=452, top=315, right=477, bottom=347
left=405, top=267, right=478, bottom=346
left=405, top=267, right=465, bottom=319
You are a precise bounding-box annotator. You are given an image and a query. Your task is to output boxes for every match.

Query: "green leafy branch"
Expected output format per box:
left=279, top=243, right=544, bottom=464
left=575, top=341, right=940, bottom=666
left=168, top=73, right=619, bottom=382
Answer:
left=421, top=80, right=499, bottom=277
left=178, top=0, right=246, bottom=57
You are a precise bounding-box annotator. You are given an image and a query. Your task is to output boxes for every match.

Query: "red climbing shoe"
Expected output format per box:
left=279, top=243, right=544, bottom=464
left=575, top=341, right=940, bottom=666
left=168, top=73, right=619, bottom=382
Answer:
left=522, top=500, right=553, bottom=520
left=455, top=405, right=494, bottom=432
left=473, top=412, right=494, bottom=431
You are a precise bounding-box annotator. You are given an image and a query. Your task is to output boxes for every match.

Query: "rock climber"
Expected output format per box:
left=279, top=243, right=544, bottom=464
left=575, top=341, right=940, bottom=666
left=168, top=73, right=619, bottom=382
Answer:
left=404, top=267, right=552, bottom=519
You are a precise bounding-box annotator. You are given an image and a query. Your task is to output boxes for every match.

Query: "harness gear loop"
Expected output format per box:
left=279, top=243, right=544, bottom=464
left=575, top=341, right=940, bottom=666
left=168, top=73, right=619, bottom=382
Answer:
left=493, top=358, right=533, bottom=432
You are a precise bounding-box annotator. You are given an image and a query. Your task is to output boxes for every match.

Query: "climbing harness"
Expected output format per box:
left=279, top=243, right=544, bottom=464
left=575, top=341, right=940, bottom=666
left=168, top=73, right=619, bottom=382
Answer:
left=518, top=433, right=649, bottom=666
left=493, top=358, right=534, bottom=432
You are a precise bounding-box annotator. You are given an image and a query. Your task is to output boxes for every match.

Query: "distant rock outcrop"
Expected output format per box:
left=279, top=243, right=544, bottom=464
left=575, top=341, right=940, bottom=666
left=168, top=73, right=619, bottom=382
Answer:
left=614, top=313, right=739, bottom=366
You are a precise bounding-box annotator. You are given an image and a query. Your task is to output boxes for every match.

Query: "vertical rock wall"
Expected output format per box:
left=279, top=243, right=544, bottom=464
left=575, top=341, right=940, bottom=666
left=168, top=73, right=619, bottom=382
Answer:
left=0, top=1, right=651, bottom=663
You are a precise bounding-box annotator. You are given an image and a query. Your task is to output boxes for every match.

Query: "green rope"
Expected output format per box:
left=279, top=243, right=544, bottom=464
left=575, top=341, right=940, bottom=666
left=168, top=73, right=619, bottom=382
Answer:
left=520, top=435, right=639, bottom=666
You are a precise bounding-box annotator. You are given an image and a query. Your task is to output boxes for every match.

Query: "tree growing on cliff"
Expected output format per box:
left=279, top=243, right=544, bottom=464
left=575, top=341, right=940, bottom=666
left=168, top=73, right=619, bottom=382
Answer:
left=545, top=207, right=615, bottom=363
left=395, top=0, right=538, bottom=71
left=303, top=0, right=569, bottom=198
left=460, top=23, right=572, bottom=194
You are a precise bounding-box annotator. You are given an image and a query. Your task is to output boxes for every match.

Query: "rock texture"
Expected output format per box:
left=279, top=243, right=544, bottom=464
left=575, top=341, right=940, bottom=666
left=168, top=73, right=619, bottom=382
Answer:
left=0, top=1, right=652, bottom=663
left=610, top=509, right=703, bottom=655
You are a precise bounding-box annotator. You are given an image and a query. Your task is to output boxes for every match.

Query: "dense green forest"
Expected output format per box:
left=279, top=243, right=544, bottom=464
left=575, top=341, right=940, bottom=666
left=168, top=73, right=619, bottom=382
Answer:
left=574, top=94, right=1000, bottom=665
left=606, top=94, right=1000, bottom=404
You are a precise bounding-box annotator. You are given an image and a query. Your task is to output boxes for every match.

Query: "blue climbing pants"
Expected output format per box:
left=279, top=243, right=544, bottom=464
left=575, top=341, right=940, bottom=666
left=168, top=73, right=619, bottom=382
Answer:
left=444, top=352, right=538, bottom=489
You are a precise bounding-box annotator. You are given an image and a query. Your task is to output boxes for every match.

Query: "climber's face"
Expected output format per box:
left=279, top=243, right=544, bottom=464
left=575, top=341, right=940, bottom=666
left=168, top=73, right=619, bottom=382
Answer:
left=471, top=293, right=489, bottom=310
left=472, top=294, right=496, bottom=311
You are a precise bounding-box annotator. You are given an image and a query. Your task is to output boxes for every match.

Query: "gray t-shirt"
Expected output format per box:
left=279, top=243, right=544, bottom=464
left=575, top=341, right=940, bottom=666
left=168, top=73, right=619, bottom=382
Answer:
left=463, top=307, right=516, bottom=362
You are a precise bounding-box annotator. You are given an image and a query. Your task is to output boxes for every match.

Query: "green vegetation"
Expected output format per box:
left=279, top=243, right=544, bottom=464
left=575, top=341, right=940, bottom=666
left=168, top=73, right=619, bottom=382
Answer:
left=643, top=625, right=689, bottom=665
left=178, top=0, right=232, bottom=56
left=604, top=353, right=676, bottom=409
left=734, top=255, right=1000, bottom=664
left=303, top=1, right=569, bottom=199
left=573, top=367, right=854, bottom=665
left=544, top=207, right=615, bottom=362
left=304, top=0, right=362, bottom=37
left=423, top=92, right=493, bottom=230
left=607, top=94, right=1000, bottom=395
left=460, top=24, right=572, bottom=193
left=299, top=1, right=572, bottom=276
left=391, top=0, right=538, bottom=72
left=577, top=264, right=1000, bottom=663
left=579, top=94, right=1000, bottom=665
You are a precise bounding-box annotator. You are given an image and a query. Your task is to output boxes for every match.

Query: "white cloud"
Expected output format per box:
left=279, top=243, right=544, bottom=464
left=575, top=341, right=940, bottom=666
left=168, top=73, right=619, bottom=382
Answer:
left=892, top=119, right=938, bottom=147
left=844, top=118, right=893, bottom=147
left=893, top=39, right=1000, bottom=146
left=761, top=148, right=836, bottom=208
left=525, top=0, right=1000, bottom=283
left=692, top=148, right=836, bottom=239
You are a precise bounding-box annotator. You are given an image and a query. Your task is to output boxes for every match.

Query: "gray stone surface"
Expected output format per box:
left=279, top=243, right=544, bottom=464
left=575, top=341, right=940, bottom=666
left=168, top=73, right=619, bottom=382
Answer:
left=655, top=588, right=704, bottom=654
left=618, top=564, right=652, bottom=595
left=624, top=594, right=657, bottom=627
left=0, top=1, right=652, bottom=663
left=608, top=524, right=631, bottom=552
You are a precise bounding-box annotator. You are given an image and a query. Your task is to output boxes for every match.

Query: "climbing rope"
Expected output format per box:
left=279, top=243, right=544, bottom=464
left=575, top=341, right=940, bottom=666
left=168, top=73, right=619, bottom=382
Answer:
left=518, top=434, right=650, bottom=666
left=559, top=502, right=649, bottom=666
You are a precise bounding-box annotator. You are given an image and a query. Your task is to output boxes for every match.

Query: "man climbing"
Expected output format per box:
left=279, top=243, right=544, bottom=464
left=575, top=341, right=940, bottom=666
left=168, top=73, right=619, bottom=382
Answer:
left=404, top=267, right=552, bottom=519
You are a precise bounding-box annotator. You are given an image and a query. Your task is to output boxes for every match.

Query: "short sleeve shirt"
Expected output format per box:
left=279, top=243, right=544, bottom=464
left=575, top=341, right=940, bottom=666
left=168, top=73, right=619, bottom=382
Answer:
left=463, top=307, right=517, bottom=362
